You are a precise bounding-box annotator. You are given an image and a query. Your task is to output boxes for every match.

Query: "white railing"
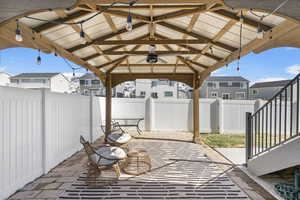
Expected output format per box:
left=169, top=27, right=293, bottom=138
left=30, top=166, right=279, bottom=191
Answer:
left=0, top=86, right=260, bottom=199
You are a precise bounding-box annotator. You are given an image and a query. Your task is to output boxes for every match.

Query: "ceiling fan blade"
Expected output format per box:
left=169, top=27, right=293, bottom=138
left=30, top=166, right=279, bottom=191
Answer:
left=136, top=57, right=147, bottom=64
left=158, top=58, right=168, bottom=64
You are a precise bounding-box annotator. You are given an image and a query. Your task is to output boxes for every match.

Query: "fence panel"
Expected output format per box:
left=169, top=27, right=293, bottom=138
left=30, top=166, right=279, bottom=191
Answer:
left=0, top=87, right=43, bottom=200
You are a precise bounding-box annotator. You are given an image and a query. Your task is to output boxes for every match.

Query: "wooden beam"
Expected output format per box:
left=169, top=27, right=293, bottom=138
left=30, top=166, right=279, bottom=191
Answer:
left=193, top=75, right=200, bottom=143
left=103, top=50, right=204, bottom=55
left=96, top=5, right=209, bottom=10
left=149, top=5, right=155, bottom=39
left=213, top=10, right=272, bottom=31
left=95, top=39, right=206, bottom=45
left=111, top=73, right=194, bottom=88
left=154, top=33, right=222, bottom=61
left=82, top=34, right=149, bottom=61
left=3, top=21, right=104, bottom=80
left=104, top=9, right=151, bottom=22
left=157, top=21, right=237, bottom=52
left=105, top=72, right=112, bottom=141
left=201, top=20, right=299, bottom=78
left=54, top=9, right=111, bottom=62
left=67, top=22, right=147, bottom=52
left=118, top=64, right=186, bottom=67
left=178, top=56, right=198, bottom=73
left=153, top=6, right=206, bottom=22
left=79, top=0, right=220, bottom=5
left=33, top=10, right=90, bottom=33
left=97, top=56, right=128, bottom=68
left=186, top=58, right=209, bottom=69
left=193, top=19, right=236, bottom=61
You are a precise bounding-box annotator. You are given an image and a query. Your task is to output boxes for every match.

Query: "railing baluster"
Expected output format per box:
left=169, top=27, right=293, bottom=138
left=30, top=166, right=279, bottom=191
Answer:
left=266, top=104, right=269, bottom=149
left=297, top=77, right=299, bottom=135
left=270, top=101, right=273, bottom=147
left=262, top=107, right=264, bottom=152
left=274, top=97, right=277, bottom=145
left=255, top=114, right=257, bottom=155
left=290, top=84, right=293, bottom=137
left=279, top=93, right=282, bottom=143
left=285, top=88, right=287, bottom=140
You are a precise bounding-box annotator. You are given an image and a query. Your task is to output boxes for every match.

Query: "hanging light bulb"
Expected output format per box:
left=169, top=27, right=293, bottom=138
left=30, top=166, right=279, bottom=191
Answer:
left=256, top=24, right=264, bottom=39
left=72, top=69, right=75, bottom=77
left=15, top=20, right=23, bottom=42
left=36, top=50, right=41, bottom=65
left=126, top=14, right=133, bottom=31
left=79, top=24, right=86, bottom=45
left=225, top=63, right=228, bottom=68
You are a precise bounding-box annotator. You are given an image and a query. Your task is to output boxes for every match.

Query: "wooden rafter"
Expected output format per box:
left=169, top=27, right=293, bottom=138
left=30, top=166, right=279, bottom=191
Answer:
left=157, top=21, right=237, bottom=52
left=3, top=21, right=104, bottom=79
left=54, top=9, right=111, bottom=62
left=33, top=10, right=90, bottom=33
left=213, top=10, right=272, bottom=31
left=67, top=22, right=147, bottom=52
left=95, top=39, right=206, bottom=45
left=78, top=0, right=221, bottom=5
left=103, top=10, right=151, bottom=22
left=103, top=50, right=204, bottom=55
left=118, top=64, right=187, bottom=67
left=97, top=56, right=128, bottom=69
left=95, top=5, right=210, bottom=10
left=149, top=5, right=155, bottom=39
left=153, top=6, right=206, bottom=22
left=192, top=19, right=236, bottom=61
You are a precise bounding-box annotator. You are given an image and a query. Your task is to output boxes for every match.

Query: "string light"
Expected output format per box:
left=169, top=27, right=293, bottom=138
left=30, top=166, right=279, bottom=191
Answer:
left=79, top=24, right=86, bottom=45
left=36, top=50, right=41, bottom=65
left=209, top=46, right=213, bottom=55
left=126, top=4, right=133, bottom=32
left=225, top=63, right=228, bottom=68
left=237, top=12, right=243, bottom=72
left=15, top=19, right=23, bottom=42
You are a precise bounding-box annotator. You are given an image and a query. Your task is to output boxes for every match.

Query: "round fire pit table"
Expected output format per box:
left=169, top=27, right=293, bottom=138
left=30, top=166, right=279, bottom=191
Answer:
left=122, top=148, right=151, bottom=175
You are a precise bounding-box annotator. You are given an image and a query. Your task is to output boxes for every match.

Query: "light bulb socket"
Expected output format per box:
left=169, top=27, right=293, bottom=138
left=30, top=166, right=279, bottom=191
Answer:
left=127, top=14, right=132, bottom=23
left=37, top=56, right=41, bottom=65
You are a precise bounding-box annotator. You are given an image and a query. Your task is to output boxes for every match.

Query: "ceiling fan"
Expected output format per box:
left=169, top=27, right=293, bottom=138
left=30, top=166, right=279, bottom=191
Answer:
left=125, top=45, right=182, bottom=64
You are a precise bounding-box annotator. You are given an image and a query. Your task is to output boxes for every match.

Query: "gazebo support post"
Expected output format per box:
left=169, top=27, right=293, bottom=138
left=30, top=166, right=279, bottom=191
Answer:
left=105, top=73, right=112, bottom=142
left=193, top=75, right=200, bottom=143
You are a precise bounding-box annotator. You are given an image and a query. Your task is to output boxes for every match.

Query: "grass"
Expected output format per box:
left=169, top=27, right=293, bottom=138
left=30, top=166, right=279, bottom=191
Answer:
left=200, top=133, right=245, bottom=148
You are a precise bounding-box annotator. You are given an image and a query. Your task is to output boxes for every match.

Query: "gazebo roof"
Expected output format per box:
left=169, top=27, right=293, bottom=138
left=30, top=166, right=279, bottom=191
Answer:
left=0, top=0, right=300, bottom=87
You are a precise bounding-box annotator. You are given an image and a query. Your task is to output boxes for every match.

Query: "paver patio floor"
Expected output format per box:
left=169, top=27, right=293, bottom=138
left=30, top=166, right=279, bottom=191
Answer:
left=9, top=132, right=272, bottom=200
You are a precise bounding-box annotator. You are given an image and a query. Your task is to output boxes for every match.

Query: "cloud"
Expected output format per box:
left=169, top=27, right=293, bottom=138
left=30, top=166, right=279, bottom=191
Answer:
left=286, top=64, right=300, bottom=75
left=0, top=66, right=6, bottom=72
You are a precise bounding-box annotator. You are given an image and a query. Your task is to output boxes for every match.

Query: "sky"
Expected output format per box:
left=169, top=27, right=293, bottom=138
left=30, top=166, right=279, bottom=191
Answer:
left=1, top=46, right=300, bottom=85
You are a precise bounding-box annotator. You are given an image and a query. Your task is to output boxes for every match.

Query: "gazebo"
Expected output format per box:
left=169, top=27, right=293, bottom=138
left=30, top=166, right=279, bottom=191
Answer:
left=1, top=0, right=300, bottom=142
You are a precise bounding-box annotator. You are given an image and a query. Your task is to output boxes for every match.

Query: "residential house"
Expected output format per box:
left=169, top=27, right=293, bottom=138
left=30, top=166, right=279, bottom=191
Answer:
left=79, top=73, right=131, bottom=97
left=249, top=79, right=291, bottom=100
left=9, top=73, right=70, bottom=93
left=200, top=76, right=250, bottom=100
left=0, top=72, right=11, bottom=86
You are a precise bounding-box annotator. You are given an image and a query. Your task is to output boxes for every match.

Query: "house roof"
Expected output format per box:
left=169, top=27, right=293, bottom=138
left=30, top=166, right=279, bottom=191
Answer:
left=206, top=76, right=249, bottom=82
left=0, top=72, right=12, bottom=76
left=250, top=79, right=291, bottom=89
left=10, top=73, right=60, bottom=79
left=79, top=73, right=98, bottom=80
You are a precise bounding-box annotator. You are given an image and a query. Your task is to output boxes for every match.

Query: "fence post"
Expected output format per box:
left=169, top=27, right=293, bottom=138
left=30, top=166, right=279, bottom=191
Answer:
left=245, top=112, right=252, bottom=166
left=41, top=89, right=46, bottom=174
left=218, top=98, right=223, bottom=134
left=89, top=94, right=93, bottom=142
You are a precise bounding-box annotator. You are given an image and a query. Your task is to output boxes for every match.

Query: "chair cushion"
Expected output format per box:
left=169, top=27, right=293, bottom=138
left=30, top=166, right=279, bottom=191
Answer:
left=96, top=146, right=127, bottom=160
left=90, top=154, right=117, bottom=166
left=107, top=133, right=132, bottom=144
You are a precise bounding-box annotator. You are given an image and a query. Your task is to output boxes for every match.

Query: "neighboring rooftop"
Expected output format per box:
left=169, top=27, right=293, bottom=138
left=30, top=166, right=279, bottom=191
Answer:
left=251, top=80, right=291, bottom=89
left=79, top=73, right=98, bottom=80
left=10, top=73, right=60, bottom=79
left=205, top=76, right=250, bottom=82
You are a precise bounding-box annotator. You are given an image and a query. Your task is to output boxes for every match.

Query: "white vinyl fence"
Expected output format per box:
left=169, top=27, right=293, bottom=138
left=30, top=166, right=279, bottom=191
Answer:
left=1, top=86, right=264, bottom=199
left=0, top=87, right=102, bottom=200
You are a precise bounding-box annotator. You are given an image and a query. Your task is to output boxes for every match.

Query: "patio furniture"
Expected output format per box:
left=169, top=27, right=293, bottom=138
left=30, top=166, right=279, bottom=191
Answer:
left=113, top=118, right=144, bottom=135
left=101, top=120, right=125, bottom=134
left=107, top=132, right=132, bottom=152
left=80, top=136, right=126, bottom=179
left=122, top=148, right=151, bottom=175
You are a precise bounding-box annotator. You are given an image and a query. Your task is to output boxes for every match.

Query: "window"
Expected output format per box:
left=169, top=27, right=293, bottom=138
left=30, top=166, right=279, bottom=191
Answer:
left=151, top=81, right=158, bottom=87
left=91, top=79, right=100, bottom=84
left=252, top=89, right=258, bottom=95
left=236, top=92, right=245, bottom=99
left=164, top=91, right=173, bottom=97
left=80, top=80, right=86, bottom=85
left=207, top=82, right=217, bottom=88
left=151, top=92, right=158, bottom=99
left=140, top=91, right=146, bottom=96
left=232, top=82, right=241, bottom=87
left=219, top=82, right=229, bottom=87
left=211, top=92, right=218, bottom=98
left=222, top=93, right=231, bottom=100
left=11, top=79, right=19, bottom=83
